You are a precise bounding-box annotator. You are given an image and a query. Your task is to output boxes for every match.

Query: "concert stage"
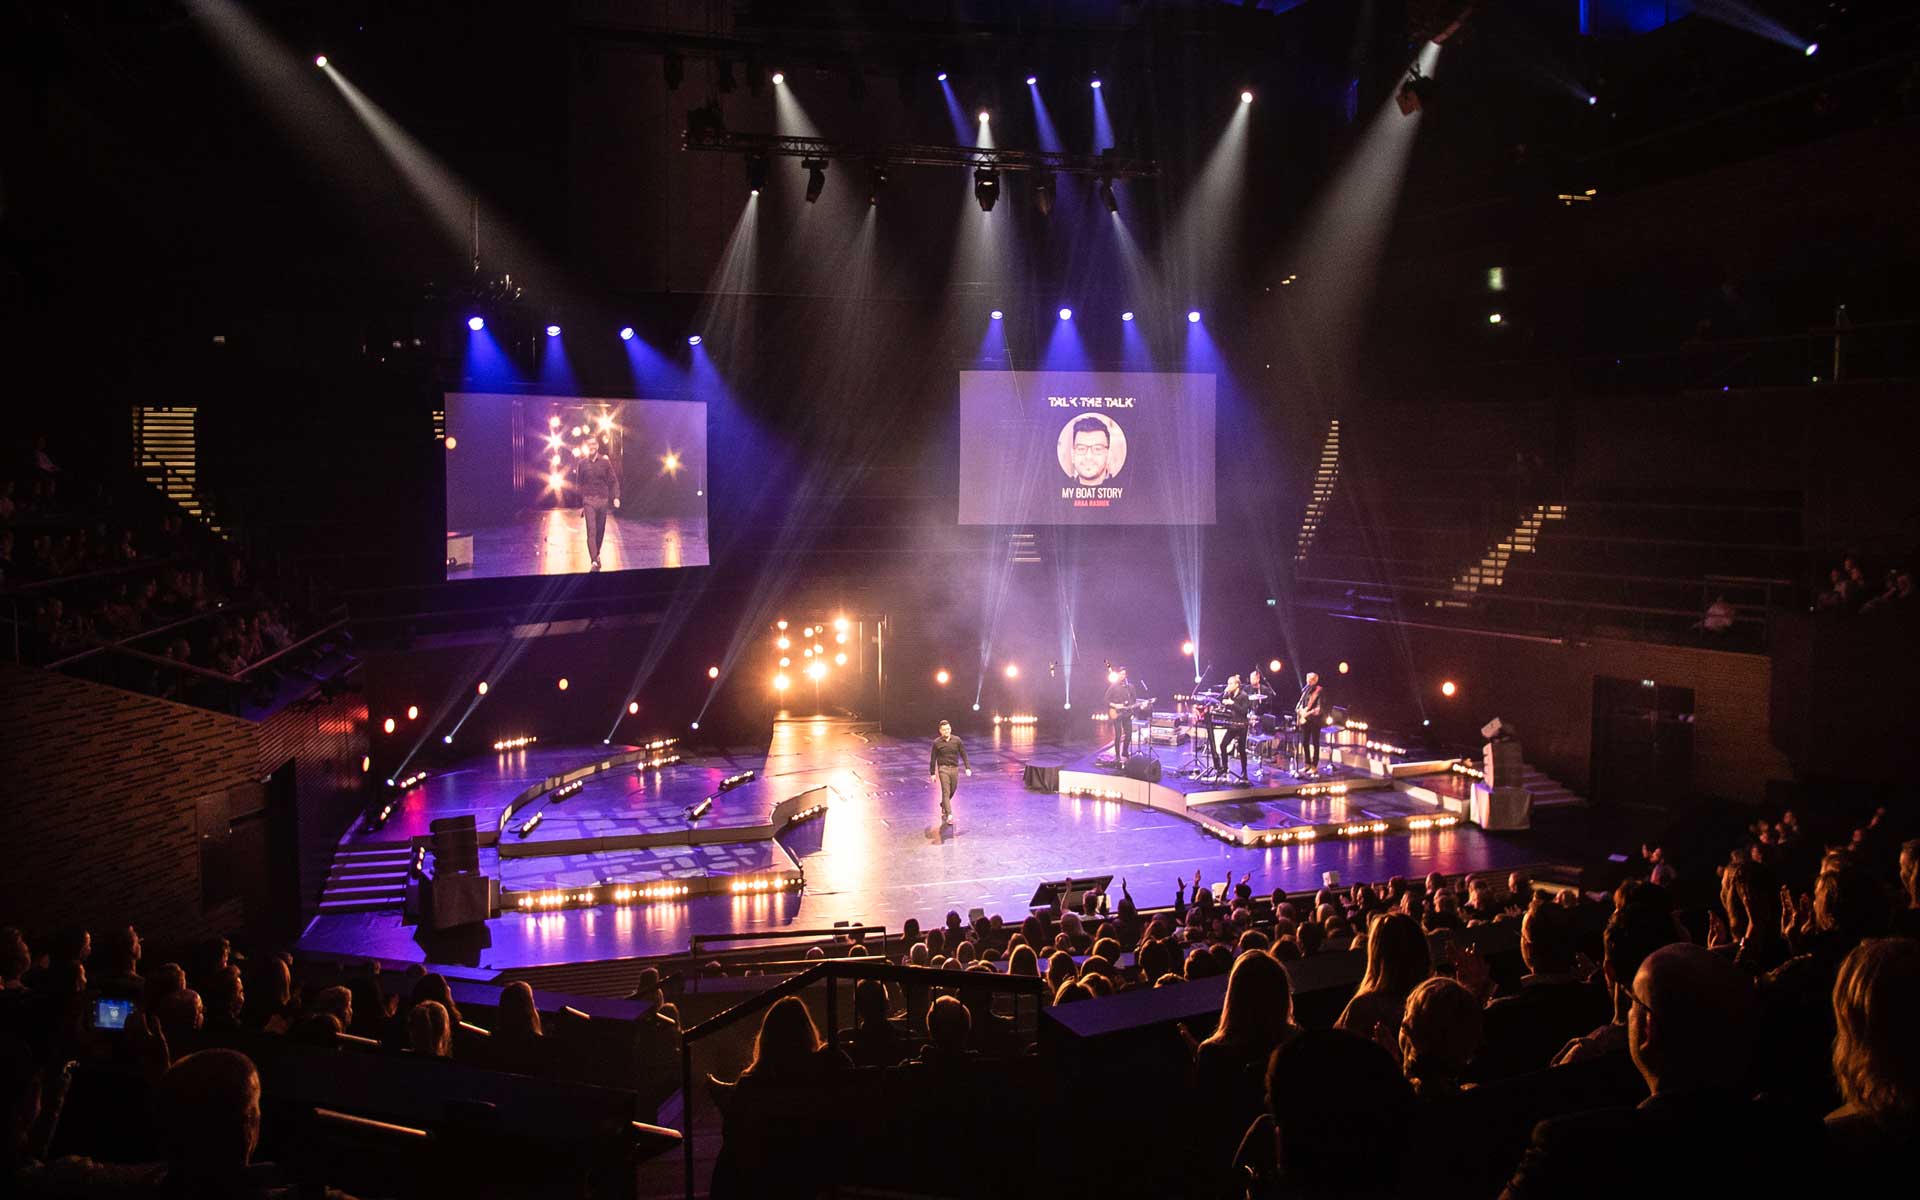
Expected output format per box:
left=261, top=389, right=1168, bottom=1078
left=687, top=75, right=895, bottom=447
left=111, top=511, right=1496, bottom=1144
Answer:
left=296, top=718, right=1550, bottom=976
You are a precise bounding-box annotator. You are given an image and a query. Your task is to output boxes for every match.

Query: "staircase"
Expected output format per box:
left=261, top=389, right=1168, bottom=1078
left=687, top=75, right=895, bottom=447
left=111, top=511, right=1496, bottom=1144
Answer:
left=132, top=405, right=227, bottom=537
left=1434, top=502, right=1567, bottom=608
left=1519, top=762, right=1585, bottom=812
left=317, top=844, right=412, bottom=915
left=1294, top=418, right=1341, bottom=564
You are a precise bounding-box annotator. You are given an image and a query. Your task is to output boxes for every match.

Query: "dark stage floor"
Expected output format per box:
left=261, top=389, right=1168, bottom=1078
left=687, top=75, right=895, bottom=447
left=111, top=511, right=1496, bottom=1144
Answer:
left=300, top=723, right=1550, bottom=973
left=455, top=508, right=709, bottom=579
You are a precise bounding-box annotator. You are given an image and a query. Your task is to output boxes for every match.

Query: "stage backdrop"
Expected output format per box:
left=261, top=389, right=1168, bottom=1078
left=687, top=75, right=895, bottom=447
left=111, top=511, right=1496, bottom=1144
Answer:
left=958, top=371, right=1217, bottom=525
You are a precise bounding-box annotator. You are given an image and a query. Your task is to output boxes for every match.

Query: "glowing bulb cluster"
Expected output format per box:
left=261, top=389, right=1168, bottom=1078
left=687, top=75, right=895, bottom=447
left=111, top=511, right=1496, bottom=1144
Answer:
left=493, top=735, right=538, bottom=751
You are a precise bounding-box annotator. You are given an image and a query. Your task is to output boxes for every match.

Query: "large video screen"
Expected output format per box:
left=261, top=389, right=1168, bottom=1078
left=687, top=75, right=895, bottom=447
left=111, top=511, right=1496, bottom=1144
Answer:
left=957, top=371, right=1216, bottom=525
left=444, top=393, right=708, bottom=579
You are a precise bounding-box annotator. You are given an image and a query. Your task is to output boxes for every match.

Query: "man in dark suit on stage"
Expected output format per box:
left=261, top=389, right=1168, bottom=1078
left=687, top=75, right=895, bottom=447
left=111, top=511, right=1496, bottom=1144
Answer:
left=927, top=719, right=972, bottom=827
left=577, top=437, right=620, bottom=570
left=1295, top=671, right=1325, bottom=773
left=1102, top=668, right=1138, bottom=761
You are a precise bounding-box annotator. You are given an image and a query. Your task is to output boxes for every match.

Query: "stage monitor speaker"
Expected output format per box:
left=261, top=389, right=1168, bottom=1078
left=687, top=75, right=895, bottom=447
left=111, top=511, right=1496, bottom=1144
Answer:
left=1028, top=875, right=1114, bottom=912
left=1481, top=716, right=1517, bottom=742
left=1121, top=755, right=1162, bottom=783
left=424, top=872, right=497, bottom=929
left=430, top=815, right=480, bottom=874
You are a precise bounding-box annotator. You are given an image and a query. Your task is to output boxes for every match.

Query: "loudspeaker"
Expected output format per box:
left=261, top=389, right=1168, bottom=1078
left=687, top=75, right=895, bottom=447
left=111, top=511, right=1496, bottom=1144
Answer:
left=1481, top=716, right=1517, bottom=742
left=430, top=815, right=480, bottom=874
left=1121, top=755, right=1163, bottom=783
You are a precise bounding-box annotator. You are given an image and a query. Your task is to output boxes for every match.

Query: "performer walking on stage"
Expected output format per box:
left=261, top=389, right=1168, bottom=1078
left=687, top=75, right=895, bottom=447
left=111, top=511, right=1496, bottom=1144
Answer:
left=1295, top=672, right=1326, bottom=774
left=928, top=719, right=972, bottom=827
left=577, top=437, right=621, bottom=570
left=1102, top=667, right=1138, bottom=762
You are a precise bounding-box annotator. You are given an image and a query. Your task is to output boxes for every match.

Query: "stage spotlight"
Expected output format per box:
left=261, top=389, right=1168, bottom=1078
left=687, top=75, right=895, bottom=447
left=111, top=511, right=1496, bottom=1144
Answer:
left=1121, top=311, right=1134, bottom=322
left=1587, top=95, right=1598, bottom=106
left=770, top=70, right=785, bottom=85
left=1090, top=77, right=1102, bottom=89
left=834, top=652, right=847, bottom=665
left=1187, top=310, right=1201, bottom=324
left=834, top=616, right=849, bottom=631
left=1804, top=43, right=1818, bottom=57
left=1005, top=663, right=1020, bottom=679
left=549, top=414, right=562, bottom=427
left=1181, top=640, right=1196, bottom=656
left=687, top=334, right=702, bottom=346
left=779, top=656, right=790, bottom=667
left=443, top=436, right=457, bottom=451
left=1033, top=174, right=1056, bottom=217
left=1064, top=702, right=1072, bottom=710
left=1397, top=67, right=1434, bottom=117
left=1099, top=179, right=1118, bottom=214
left=866, top=160, right=887, bottom=206
left=974, top=166, right=1000, bottom=212
left=745, top=153, right=769, bottom=196
left=545, top=324, right=561, bottom=337
left=972, top=702, right=981, bottom=711
left=467, top=316, right=485, bottom=331
left=477, top=681, right=489, bottom=695
left=619, top=326, right=635, bottom=341
left=935, top=669, right=951, bottom=684
left=802, top=157, right=828, bottom=202
left=807, top=661, right=826, bottom=680
left=803, top=627, right=814, bottom=637
left=1441, top=680, right=1457, bottom=697
left=1058, top=307, right=1073, bottom=321
left=813, top=643, right=825, bottom=654
left=803, top=648, right=814, bottom=659
left=835, top=632, right=848, bottom=644
left=314, top=55, right=328, bottom=68
left=937, top=70, right=949, bottom=82
left=558, top=677, right=570, bottom=690
left=990, top=309, right=1004, bottom=321
left=406, top=705, right=419, bottom=721
left=629, top=700, right=640, bottom=714
left=977, top=109, right=990, bottom=123
left=776, top=619, right=789, bottom=630
left=1337, top=662, right=1350, bottom=674
left=1269, top=659, right=1282, bottom=673
left=1027, top=74, right=1038, bottom=85
left=1107, top=669, right=1120, bottom=684
left=708, top=666, right=720, bottom=679
left=1488, top=313, right=1503, bottom=325
left=1240, top=89, right=1254, bottom=104
left=774, top=674, right=790, bottom=691
left=777, top=636, right=791, bottom=650
left=691, top=721, right=701, bottom=730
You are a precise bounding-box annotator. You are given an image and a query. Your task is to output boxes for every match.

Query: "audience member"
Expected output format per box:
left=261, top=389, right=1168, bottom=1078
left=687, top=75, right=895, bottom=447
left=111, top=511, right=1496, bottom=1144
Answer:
left=1235, top=1029, right=1416, bottom=1199
left=488, top=981, right=545, bottom=1076
left=1335, top=912, right=1430, bottom=1045
left=1823, top=937, right=1920, bottom=1172
left=406, top=1000, right=452, bottom=1058
left=737, top=996, right=847, bottom=1086
left=1498, top=944, right=1818, bottom=1199
left=1400, top=977, right=1483, bottom=1097
left=845, top=978, right=909, bottom=1068
left=1475, top=900, right=1610, bottom=1081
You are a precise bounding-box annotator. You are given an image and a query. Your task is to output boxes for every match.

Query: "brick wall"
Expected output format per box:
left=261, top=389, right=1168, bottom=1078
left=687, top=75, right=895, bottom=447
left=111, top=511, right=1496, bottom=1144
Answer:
left=1302, top=615, right=1792, bottom=803
left=0, top=663, right=371, bottom=951
left=0, top=663, right=255, bottom=949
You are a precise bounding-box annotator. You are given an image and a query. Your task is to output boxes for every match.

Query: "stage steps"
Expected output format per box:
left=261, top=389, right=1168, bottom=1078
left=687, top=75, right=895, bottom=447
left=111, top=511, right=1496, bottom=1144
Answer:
left=317, top=845, right=412, bottom=914
left=1520, top=764, right=1585, bottom=810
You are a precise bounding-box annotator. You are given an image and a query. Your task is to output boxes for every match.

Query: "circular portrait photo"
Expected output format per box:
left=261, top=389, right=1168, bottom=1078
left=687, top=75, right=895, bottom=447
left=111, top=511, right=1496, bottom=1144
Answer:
left=1056, top=413, right=1128, bottom=486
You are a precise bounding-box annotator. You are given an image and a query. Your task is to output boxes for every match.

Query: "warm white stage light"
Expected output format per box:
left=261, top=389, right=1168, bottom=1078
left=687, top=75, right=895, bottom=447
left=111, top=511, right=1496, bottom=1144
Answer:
left=629, top=700, right=640, bottom=713
left=708, top=666, right=720, bottom=679
left=557, top=677, right=570, bottom=690
left=935, top=669, right=951, bottom=685
left=1004, top=663, right=1020, bottom=679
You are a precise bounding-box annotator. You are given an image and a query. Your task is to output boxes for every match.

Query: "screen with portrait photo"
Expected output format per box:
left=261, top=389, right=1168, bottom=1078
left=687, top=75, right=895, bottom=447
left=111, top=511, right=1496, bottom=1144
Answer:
left=443, top=393, right=709, bottom=579
left=957, top=371, right=1216, bottom=525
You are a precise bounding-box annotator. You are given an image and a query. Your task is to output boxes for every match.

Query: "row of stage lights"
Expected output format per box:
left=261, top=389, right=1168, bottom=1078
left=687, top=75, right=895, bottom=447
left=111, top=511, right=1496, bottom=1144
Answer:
left=465, top=315, right=707, bottom=348
left=493, top=735, right=538, bottom=751
left=989, top=308, right=1211, bottom=324
left=992, top=715, right=1039, bottom=727
left=730, top=876, right=801, bottom=895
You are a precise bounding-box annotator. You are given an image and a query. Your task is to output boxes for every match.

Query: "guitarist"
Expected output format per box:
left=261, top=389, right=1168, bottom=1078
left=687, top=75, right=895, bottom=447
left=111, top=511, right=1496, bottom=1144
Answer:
left=1102, top=666, right=1139, bottom=762
left=1294, top=671, right=1325, bottom=773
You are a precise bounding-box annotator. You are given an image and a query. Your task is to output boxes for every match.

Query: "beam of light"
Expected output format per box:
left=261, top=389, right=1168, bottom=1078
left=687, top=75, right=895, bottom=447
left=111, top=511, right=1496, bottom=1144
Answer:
left=773, top=78, right=823, bottom=139
left=320, top=64, right=544, bottom=280
left=1165, top=98, right=1250, bottom=319
left=976, top=109, right=995, bottom=151
left=539, top=326, right=574, bottom=391
left=463, top=322, right=515, bottom=389
left=1692, top=0, right=1815, bottom=52
left=939, top=78, right=972, bottom=143
left=1092, top=82, right=1114, bottom=152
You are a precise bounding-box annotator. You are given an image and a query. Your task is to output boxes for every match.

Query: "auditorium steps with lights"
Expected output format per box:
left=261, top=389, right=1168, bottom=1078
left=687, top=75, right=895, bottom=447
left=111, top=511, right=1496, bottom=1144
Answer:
left=318, top=846, right=412, bottom=913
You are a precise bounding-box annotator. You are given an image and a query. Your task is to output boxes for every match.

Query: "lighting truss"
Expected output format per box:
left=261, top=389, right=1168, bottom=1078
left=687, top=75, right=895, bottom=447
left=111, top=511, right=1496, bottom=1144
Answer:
left=685, top=126, right=1158, bottom=181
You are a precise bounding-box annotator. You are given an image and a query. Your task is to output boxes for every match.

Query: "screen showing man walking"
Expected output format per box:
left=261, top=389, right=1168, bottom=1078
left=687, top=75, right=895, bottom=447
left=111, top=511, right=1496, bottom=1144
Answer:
left=957, top=371, right=1216, bottom=525
left=444, top=393, right=709, bottom=579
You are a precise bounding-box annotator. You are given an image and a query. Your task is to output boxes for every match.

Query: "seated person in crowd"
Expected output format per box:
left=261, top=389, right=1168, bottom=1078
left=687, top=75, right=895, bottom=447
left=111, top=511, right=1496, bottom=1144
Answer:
left=1475, top=900, right=1611, bottom=1082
